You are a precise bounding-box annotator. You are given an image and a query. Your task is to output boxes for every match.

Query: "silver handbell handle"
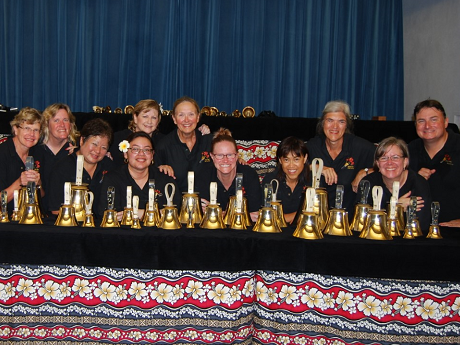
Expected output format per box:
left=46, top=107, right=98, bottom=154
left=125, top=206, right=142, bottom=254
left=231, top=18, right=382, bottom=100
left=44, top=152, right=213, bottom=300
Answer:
left=1, top=190, right=7, bottom=215
left=358, top=179, right=370, bottom=204
left=372, top=185, right=383, bottom=210
left=335, top=185, right=344, bottom=209
left=270, top=179, right=279, bottom=201
left=107, top=186, right=115, bottom=210
left=165, top=183, right=175, bottom=207
left=85, top=191, right=94, bottom=215
left=431, top=201, right=440, bottom=225
left=311, top=158, right=323, bottom=189
left=25, top=156, right=34, bottom=171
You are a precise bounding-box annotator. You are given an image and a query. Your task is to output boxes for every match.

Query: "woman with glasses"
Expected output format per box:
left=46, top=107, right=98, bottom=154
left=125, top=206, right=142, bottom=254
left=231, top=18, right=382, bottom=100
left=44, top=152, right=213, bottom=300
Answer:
left=360, top=136, right=431, bottom=231
left=96, top=131, right=180, bottom=220
left=48, top=118, right=115, bottom=216
left=0, top=107, right=43, bottom=212
left=195, top=128, right=262, bottom=222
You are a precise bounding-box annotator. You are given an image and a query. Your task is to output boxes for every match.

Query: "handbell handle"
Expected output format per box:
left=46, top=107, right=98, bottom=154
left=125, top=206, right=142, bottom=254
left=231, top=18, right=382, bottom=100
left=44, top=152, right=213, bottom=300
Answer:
left=358, top=179, right=370, bottom=204
left=431, top=201, right=440, bottom=225
left=25, top=156, right=34, bottom=171
left=305, top=187, right=315, bottom=213
left=165, top=183, right=175, bottom=207
left=210, top=182, right=217, bottom=205
left=372, top=185, right=383, bottom=210
left=311, top=158, right=323, bottom=189
left=335, top=185, right=344, bottom=209
left=107, top=186, right=115, bottom=210
left=392, top=181, right=400, bottom=199
left=389, top=196, right=397, bottom=219
left=270, top=179, right=279, bottom=201
left=1, top=190, right=7, bottom=214
left=85, top=191, right=94, bottom=214
left=27, top=181, right=36, bottom=203
left=264, top=184, right=273, bottom=207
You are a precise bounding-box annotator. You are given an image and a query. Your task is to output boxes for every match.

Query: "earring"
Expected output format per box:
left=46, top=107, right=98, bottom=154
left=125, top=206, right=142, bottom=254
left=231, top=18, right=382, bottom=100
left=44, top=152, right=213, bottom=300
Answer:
left=151, top=159, right=154, bottom=165
left=124, top=158, right=128, bottom=164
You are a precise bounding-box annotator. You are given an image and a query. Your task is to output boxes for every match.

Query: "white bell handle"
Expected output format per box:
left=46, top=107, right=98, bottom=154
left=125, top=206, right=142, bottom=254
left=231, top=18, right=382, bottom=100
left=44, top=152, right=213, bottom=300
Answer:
left=126, top=186, right=132, bottom=208
left=372, top=185, right=383, bottom=210
left=311, top=158, right=323, bottom=189
left=187, top=171, right=194, bottom=194
left=84, top=191, right=94, bottom=215
left=210, top=182, right=217, bottom=205
left=389, top=196, right=397, bottom=219
left=270, top=179, right=279, bottom=201
left=165, top=183, right=175, bottom=207
left=392, top=181, right=400, bottom=199
left=148, top=188, right=155, bottom=211
left=132, top=195, right=139, bottom=218
left=305, top=187, right=315, bottom=213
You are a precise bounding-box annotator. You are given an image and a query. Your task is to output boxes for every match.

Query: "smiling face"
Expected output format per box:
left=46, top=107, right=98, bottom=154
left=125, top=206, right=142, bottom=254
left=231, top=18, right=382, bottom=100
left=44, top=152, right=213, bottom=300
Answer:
left=79, top=135, right=109, bottom=166
left=124, top=136, right=153, bottom=171
left=133, top=108, right=160, bottom=136
left=211, top=141, right=238, bottom=175
left=49, top=108, right=71, bottom=143
left=172, top=101, right=200, bottom=135
left=376, top=145, right=408, bottom=181
left=323, top=112, right=347, bottom=144
left=415, top=107, right=448, bottom=144
left=13, top=121, right=41, bottom=149
left=279, top=152, right=307, bottom=183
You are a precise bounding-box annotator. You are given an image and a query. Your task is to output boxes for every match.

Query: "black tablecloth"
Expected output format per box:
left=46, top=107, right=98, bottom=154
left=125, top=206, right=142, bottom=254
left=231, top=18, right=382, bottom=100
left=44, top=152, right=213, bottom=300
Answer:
left=1, top=219, right=459, bottom=281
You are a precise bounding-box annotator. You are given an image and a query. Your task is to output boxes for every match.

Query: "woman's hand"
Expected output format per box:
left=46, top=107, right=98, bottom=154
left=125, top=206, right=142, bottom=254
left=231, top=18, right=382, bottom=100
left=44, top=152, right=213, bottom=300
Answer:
left=20, top=170, right=41, bottom=186
left=351, top=168, right=373, bottom=192
left=418, top=167, right=436, bottom=180
left=158, top=165, right=176, bottom=178
left=249, top=211, right=259, bottom=223
left=198, top=124, right=211, bottom=135
left=439, top=219, right=460, bottom=228
left=321, top=166, right=338, bottom=185
left=200, top=198, right=210, bottom=213
left=398, top=191, right=424, bottom=211
left=66, top=144, right=78, bottom=155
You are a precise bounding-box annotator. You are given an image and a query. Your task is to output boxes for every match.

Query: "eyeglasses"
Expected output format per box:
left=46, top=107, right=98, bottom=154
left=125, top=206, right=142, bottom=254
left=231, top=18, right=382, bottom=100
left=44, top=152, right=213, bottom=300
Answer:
left=128, top=147, right=153, bottom=154
left=18, top=125, right=40, bottom=134
left=213, top=153, right=237, bottom=160
left=415, top=117, right=441, bottom=126
left=378, top=155, right=404, bottom=162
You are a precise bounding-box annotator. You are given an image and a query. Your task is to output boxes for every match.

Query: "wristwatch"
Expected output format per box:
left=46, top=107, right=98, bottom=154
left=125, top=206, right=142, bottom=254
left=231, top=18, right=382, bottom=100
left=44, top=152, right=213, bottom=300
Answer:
left=364, top=168, right=369, bottom=175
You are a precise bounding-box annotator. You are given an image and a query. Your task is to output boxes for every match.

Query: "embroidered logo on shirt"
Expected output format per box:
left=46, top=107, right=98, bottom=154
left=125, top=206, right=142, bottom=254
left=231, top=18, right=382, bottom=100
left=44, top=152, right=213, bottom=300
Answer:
left=99, top=170, right=108, bottom=183
left=200, top=151, right=211, bottom=163
left=34, top=160, right=40, bottom=171
left=440, top=154, right=453, bottom=165
left=342, top=157, right=355, bottom=169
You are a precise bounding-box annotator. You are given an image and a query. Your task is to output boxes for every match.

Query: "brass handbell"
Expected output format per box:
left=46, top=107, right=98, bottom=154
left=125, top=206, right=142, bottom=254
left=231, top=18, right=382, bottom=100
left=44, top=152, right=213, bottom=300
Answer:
left=121, top=186, right=134, bottom=226
left=11, top=190, right=20, bottom=221
left=387, top=196, right=402, bottom=237
left=403, top=196, right=423, bottom=237
left=269, top=179, right=288, bottom=228
left=427, top=201, right=442, bottom=239
left=19, top=181, right=43, bottom=225
left=70, top=183, right=89, bottom=222
left=179, top=172, right=202, bottom=225
left=0, top=190, right=9, bottom=223
left=55, top=182, right=78, bottom=226
left=324, top=185, right=352, bottom=236
left=224, top=173, right=252, bottom=226
left=253, top=184, right=282, bottom=233
left=81, top=191, right=95, bottom=227
left=200, top=182, right=225, bottom=229
left=293, top=188, right=323, bottom=240
left=158, top=183, right=181, bottom=230
left=351, top=180, right=371, bottom=232
left=229, top=190, right=247, bottom=230
left=360, top=186, right=392, bottom=240
left=143, top=181, right=160, bottom=227
left=100, top=186, right=120, bottom=228
left=131, top=196, right=141, bottom=229
left=303, top=158, right=329, bottom=230
left=17, top=156, right=41, bottom=220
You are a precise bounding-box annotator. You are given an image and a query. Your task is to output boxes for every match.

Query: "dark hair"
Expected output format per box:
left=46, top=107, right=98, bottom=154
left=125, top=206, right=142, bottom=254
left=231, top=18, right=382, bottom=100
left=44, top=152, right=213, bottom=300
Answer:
left=126, top=131, right=154, bottom=150
left=276, top=136, right=310, bottom=182
left=373, top=136, right=409, bottom=171
left=412, top=99, right=446, bottom=119
left=80, top=118, right=113, bottom=145
left=172, top=96, right=200, bottom=116
left=316, top=100, right=354, bottom=135
left=211, top=127, right=237, bottom=153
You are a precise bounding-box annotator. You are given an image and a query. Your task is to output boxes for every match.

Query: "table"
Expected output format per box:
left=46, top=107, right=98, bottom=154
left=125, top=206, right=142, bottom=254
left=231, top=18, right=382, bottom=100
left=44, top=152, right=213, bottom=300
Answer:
left=1, top=219, right=460, bottom=344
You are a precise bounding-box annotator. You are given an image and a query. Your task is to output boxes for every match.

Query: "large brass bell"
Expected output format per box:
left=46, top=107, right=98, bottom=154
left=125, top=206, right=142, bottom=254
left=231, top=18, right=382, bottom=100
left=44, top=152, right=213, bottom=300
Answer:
left=304, top=158, right=329, bottom=230
left=253, top=184, right=282, bottom=233
left=143, top=180, right=160, bottom=227
left=54, top=205, right=78, bottom=226
left=269, top=179, right=287, bottom=228
left=323, top=185, right=351, bottom=236
left=70, top=183, right=89, bottom=222
left=350, top=180, right=371, bottom=232
left=158, top=183, right=181, bottom=230
left=200, top=182, right=225, bottom=229
left=228, top=190, right=247, bottom=230
left=359, top=186, right=392, bottom=240
left=179, top=172, right=203, bottom=225
left=427, top=201, right=442, bottom=239
left=293, top=188, right=323, bottom=240
left=81, top=191, right=95, bottom=227
left=100, top=186, right=120, bottom=228
left=19, top=182, right=43, bottom=225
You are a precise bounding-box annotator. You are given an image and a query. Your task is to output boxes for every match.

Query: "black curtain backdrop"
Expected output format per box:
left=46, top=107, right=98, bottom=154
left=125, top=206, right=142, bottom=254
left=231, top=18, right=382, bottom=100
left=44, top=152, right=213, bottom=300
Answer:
left=0, top=0, right=403, bottom=119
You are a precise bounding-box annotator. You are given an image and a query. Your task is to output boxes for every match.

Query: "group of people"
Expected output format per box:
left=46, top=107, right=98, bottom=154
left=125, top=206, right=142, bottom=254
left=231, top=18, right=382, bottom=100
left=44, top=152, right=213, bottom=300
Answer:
left=0, top=97, right=458, bottom=232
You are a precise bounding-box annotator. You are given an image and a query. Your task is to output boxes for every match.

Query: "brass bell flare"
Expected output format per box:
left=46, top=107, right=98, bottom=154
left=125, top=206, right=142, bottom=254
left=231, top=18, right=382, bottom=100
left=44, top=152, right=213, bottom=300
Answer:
left=19, top=203, right=43, bottom=225
left=224, top=196, right=252, bottom=226
left=100, top=209, right=120, bottom=228
left=0, top=213, right=9, bottom=223
left=200, top=204, right=226, bottom=229
left=11, top=210, right=20, bottom=222
left=158, top=206, right=181, bottom=230
left=350, top=203, right=369, bottom=232
left=387, top=218, right=401, bottom=237
left=121, top=207, right=134, bottom=226
left=54, top=205, right=78, bottom=227
left=81, top=214, right=95, bottom=227
left=301, top=187, right=329, bottom=231
left=179, top=194, right=203, bottom=224
left=386, top=203, right=405, bottom=235
left=323, top=209, right=352, bottom=236
left=228, top=211, right=247, bottom=230
left=426, top=224, right=442, bottom=239
left=270, top=201, right=288, bottom=228
left=143, top=209, right=160, bottom=227
left=70, top=184, right=89, bottom=222
left=359, top=210, right=392, bottom=240
left=131, top=217, right=141, bottom=229
left=403, top=224, right=416, bottom=239
left=252, top=207, right=282, bottom=233
left=406, top=218, right=423, bottom=237
left=17, top=186, right=42, bottom=221
left=293, top=212, right=324, bottom=240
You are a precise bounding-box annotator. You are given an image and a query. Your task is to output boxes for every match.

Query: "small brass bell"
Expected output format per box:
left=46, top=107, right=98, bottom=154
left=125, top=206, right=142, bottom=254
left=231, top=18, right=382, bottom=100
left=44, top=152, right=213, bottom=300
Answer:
left=228, top=189, right=247, bottom=230
left=81, top=191, right=95, bottom=228
left=158, top=183, right=181, bottom=230
left=19, top=182, right=43, bottom=225
left=324, top=185, right=352, bottom=236
left=11, top=190, right=20, bottom=221
left=426, top=201, right=442, bottom=239
left=359, top=186, right=392, bottom=240
left=100, top=186, right=120, bottom=228
left=55, top=182, right=78, bottom=226
left=351, top=180, right=371, bottom=232
left=200, top=182, right=225, bottom=229
left=0, top=190, right=9, bottom=223
left=179, top=172, right=203, bottom=225
left=403, top=196, right=423, bottom=237
left=293, top=189, right=323, bottom=240
left=253, top=184, right=282, bottom=233
left=143, top=180, right=160, bottom=227
left=224, top=173, right=252, bottom=226
left=121, top=186, right=134, bottom=226
left=387, top=196, right=402, bottom=237
left=131, top=196, right=141, bottom=229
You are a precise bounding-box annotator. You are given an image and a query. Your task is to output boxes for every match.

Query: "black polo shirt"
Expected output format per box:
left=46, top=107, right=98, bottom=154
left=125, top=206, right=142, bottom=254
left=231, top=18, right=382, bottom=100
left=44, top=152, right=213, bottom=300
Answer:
left=154, top=129, right=212, bottom=193
left=306, top=133, right=375, bottom=214
left=194, top=163, right=262, bottom=213
left=48, top=152, right=114, bottom=215
left=96, top=164, right=180, bottom=217
left=409, top=129, right=460, bottom=223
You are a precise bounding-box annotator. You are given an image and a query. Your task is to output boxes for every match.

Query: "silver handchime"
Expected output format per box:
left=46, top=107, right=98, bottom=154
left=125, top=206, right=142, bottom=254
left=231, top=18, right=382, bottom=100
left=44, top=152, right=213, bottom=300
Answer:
left=131, top=195, right=141, bottom=229
left=269, top=179, right=288, bottom=228
left=121, top=186, right=134, bottom=226
left=200, top=182, right=226, bottom=229
left=360, top=185, right=392, bottom=240
left=403, top=196, right=423, bottom=238
left=71, top=155, right=89, bottom=222
left=19, top=181, right=43, bottom=225
left=143, top=180, right=160, bottom=227
left=324, top=185, right=352, bottom=236
left=426, top=201, right=442, bottom=239
left=179, top=172, right=203, bottom=225
left=225, top=173, right=252, bottom=227
left=54, top=182, right=78, bottom=226
left=158, top=183, right=181, bottom=229
left=253, top=183, right=282, bottom=233
left=11, top=190, right=20, bottom=221
left=293, top=187, right=323, bottom=240
left=386, top=181, right=404, bottom=236
left=350, top=179, right=370, bottom=232
left=81, top=191, right=95, bottom=227
left=100, top=186, right=120, bottom=227
left=0, top=190, right=9, bottom=223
